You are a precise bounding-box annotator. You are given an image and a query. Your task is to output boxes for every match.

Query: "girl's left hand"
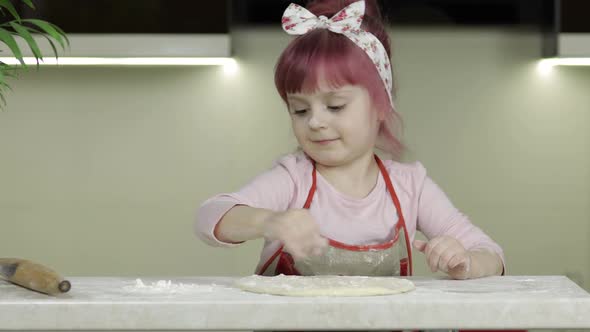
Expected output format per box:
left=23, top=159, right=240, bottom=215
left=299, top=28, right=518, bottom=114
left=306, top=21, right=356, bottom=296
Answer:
left=413, top=236, right=471, bottom=280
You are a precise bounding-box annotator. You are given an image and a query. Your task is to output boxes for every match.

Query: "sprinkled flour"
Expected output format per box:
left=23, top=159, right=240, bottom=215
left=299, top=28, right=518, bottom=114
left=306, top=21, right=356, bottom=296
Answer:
left=123, top=279, right=218, bottom=293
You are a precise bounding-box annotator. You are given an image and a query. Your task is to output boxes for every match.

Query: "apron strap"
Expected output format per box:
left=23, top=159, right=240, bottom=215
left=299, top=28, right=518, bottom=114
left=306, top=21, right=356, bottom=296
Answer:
left=375, top=155, right=414, bottom=276
left=303, top=162, right=317, bottom=209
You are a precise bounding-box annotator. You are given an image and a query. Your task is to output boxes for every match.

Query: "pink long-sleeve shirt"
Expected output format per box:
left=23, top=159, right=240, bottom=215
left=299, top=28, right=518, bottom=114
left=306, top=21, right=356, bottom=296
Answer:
left=195, top=152, right=505, bottom=273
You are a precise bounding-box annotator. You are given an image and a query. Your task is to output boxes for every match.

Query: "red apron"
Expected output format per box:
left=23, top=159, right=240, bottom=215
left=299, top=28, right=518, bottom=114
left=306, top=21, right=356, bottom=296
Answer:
left=257, top=155, right=413, bottom=278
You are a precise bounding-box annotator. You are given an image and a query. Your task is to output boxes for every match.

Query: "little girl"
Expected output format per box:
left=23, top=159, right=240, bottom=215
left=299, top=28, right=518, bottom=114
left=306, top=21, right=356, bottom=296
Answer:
left=195, top=0, right=504, bottom=280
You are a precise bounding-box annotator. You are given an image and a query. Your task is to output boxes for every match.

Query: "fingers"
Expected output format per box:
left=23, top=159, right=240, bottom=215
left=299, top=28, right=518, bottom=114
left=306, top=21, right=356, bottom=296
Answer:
left=285, top=246, right=306, bottom=261
left=306, top=235, right=328, bottom=257
left=416, top=239, right=448, bottom=272
left=424, top=237, right=446, bottom=272
left=415, top=236, right=469, bottom=275
left=311, top=245, right=325, bottom=256
left=285, top=234, right=327, bottom=261
left=447, top=252, right=471, bottom=280
left=270, top=209, right=327, bottom=261
left=413, top=240, right=427, bottom=252
left=448, top=253, right=468, bottom=270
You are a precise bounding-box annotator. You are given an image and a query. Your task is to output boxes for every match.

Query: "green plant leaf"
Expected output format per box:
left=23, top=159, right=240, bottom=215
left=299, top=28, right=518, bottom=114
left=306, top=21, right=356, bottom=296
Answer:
left=27, top=23, right=68, bottom=57
left=0, top=69, right=13, bottom=90
left=0, top=92, right=7, bottom=108
left=40, top=34, right=59, bottom=60
left=0, top=63, right=17, bottom=78
left=0, top=3, right=68, bottom=109
left=22, top=19, right=69, bottom=49
left=0, top=71, right=8, bottom=108
left=0, top=0, right=21, bottom=20
left=0, top=61, right=16, bottom=109
left=9, top=22, right=42, bottom=64
left=0, top=27, right=24, bottom=66
left=21, top=0, right=35, bottom=10
left=48, top=23, right=68, bottom=44
left=19, top=23, right=65, bottom=62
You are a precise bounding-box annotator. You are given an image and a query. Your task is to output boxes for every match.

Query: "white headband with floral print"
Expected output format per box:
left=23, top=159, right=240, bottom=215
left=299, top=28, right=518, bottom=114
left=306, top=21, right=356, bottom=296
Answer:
left=281, top=0, right=393, bottom=108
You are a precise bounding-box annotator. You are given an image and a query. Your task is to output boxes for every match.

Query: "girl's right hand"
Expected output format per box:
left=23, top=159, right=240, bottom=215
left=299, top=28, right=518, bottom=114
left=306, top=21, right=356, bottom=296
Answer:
left=262, top=209, right=328, bottom=261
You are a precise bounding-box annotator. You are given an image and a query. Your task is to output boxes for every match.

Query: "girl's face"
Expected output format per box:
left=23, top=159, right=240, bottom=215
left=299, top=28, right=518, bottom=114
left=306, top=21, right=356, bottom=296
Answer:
left=287, top=82, right=380, bottom=167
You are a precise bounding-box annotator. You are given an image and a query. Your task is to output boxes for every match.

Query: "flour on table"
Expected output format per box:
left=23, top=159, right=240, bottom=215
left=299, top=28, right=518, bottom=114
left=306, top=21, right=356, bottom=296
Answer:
left=234, top=274, right=415, bottom=297
left=123, top=279, right=217, bottom=293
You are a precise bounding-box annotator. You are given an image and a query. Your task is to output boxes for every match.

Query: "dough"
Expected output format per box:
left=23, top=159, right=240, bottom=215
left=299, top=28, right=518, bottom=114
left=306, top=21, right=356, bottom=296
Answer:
left=234, top=274, right=415, bottom=297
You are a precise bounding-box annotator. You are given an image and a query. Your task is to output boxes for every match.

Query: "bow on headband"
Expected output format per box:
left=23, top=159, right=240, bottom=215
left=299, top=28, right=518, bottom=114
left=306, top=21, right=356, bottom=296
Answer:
left=281, top=0, right=394, bottom=108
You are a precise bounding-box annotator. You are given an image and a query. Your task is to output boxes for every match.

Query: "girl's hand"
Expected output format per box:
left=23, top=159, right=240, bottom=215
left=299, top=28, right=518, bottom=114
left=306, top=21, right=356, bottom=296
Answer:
left=413, top=236, right=471, bottom=280
left=262, top=209, right=328, bottom=261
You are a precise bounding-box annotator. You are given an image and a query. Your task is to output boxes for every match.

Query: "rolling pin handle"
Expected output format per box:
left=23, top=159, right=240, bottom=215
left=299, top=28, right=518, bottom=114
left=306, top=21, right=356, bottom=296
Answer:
left=59, top=280, right=71, bottom=293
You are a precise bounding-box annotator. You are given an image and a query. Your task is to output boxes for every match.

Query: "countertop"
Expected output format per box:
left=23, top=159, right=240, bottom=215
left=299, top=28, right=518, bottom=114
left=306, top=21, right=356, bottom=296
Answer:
left=1, top=275, right=589, bottom=330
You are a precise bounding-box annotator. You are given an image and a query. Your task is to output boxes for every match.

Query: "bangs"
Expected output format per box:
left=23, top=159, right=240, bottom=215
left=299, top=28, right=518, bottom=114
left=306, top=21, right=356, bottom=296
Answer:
left=275, top=29, right=381, bottom=100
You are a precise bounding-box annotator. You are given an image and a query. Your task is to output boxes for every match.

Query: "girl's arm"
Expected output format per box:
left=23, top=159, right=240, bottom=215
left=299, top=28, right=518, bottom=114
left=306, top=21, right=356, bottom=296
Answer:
left=416, top=168, right=505, bottom=278
left=213, top=205, right=272, bottom=243
left=215, top=206, right=327, bottom=260
left=196, top=156, right=327, bottom=258
left=195, top=163, right=295, bottom=247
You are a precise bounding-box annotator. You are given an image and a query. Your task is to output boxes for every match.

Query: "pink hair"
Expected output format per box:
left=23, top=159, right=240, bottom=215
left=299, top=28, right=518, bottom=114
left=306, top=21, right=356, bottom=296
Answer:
left=274, top=0, right=404, bottom=160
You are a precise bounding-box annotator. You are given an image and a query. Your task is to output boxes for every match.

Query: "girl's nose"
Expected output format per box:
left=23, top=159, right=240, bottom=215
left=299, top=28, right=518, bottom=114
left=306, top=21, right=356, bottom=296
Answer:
left=308, top=109, right=327, bottom=130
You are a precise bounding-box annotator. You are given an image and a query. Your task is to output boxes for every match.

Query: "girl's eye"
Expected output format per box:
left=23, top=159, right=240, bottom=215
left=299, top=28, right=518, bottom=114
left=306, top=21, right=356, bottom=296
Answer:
left=328, top=105, right=345, bottom=111
left=293, top=109, right=308, bottom=115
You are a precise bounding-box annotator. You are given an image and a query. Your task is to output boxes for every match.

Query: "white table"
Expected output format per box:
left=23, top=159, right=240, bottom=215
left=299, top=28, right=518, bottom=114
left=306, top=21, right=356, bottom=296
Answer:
left=1, top=276, right=589, bottom=330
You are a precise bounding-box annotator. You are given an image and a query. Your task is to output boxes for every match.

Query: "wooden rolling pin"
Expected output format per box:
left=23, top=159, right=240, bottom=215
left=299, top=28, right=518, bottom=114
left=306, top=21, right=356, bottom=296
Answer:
left=0, top=258, right=71, bottom=295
